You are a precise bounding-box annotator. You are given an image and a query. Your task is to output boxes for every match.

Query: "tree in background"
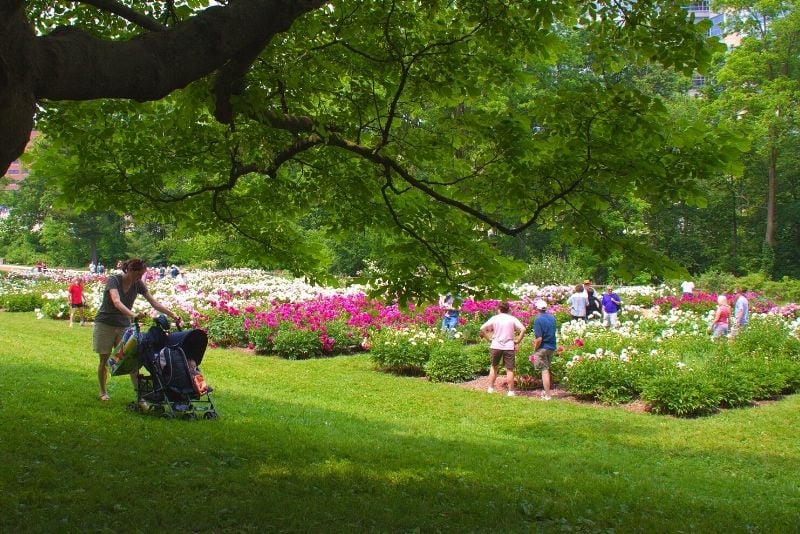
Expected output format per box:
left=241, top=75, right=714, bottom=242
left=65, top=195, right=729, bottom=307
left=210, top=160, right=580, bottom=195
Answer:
left=705, top=0, right=800, bottom=277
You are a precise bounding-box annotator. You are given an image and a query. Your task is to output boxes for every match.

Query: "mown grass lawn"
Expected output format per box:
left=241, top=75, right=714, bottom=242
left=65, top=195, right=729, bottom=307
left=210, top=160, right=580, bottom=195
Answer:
left=1, top=312, right=798, bottom=533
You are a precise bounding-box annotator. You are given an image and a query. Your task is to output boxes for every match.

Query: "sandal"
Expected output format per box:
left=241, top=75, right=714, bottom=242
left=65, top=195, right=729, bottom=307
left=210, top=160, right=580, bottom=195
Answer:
left=98, top=393, right=110, bottom=401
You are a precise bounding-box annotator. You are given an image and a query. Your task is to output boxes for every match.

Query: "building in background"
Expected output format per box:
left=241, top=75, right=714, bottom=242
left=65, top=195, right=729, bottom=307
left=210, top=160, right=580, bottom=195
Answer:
left=3, top=130, right=38, bottom=191
left=685, top=1, right=744, bottom=90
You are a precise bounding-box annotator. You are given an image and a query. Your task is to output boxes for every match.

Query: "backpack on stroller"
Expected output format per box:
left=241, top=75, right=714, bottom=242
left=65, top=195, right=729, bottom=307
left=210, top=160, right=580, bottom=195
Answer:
left=124, top=318, right=218, bottom=420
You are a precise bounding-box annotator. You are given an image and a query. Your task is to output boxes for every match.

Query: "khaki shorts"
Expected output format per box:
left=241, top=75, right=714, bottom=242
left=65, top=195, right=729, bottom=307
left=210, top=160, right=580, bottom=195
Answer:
left=490, top=349, right=516, bottom=371
left=531, top=348, right=554, bottom=370
left=93, top=322, right=129, bottom=355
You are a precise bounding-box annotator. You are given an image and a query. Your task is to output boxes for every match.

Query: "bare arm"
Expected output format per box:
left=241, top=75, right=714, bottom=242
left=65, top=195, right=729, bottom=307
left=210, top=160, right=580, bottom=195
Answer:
left=141, top=290, right=179, bottom=321
left=514, top=326, right=526, bottom=345
left=108, top=288, right=137, bottom=320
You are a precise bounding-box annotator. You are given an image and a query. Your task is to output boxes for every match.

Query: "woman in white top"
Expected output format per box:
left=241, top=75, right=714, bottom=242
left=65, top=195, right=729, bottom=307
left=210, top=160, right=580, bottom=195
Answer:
left=567, top=284, right=588, bottom=321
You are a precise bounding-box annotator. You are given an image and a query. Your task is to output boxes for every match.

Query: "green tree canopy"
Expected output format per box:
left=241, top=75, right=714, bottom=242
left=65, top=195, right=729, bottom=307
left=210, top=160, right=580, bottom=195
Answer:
left=1, top=0, right=743, bottom=297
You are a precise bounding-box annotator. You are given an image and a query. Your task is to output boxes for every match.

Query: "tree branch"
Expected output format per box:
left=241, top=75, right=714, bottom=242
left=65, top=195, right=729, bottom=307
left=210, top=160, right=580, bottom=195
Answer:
left=33, top=0, right=326, bottom=102
left=70, top=0, right=167, bottom=32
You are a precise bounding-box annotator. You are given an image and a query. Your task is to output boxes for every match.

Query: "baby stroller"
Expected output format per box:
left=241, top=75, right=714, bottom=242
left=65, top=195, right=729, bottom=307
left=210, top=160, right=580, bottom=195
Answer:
left=126, top=317, right=218, bottom=420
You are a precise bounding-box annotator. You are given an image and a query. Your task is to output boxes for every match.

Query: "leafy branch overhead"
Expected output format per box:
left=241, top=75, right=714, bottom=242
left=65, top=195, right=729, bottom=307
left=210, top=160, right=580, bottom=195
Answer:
left=2, top=0, right=741, bottom=295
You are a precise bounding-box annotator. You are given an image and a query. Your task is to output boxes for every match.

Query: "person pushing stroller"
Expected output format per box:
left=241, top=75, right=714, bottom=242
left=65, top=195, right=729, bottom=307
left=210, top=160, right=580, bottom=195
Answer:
left=93, top=258, right=181, bottom=402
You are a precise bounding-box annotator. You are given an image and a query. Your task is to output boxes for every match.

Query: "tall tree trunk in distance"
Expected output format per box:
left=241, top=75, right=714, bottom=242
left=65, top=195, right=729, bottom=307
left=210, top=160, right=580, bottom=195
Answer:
left=766, top=140, right=777, bottom=247
left=728, top=175, right=738, bottom=274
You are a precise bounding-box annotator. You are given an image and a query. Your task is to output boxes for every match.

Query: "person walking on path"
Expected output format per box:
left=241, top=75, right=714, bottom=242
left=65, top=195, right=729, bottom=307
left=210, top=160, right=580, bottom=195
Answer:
left=530, top=299, right=557, bottom=400
left=681, top=280, right=695, bottom=298
left=709, top=295, right=731, bottom=339
left=67, top=278, right=86, bottom=327
left=567, top=283, right=588, bottom=322
left=438, top=292, right=460, bottom=335
left=93, top=258, right=181, bottom=402
left=733, top=288, right=749, bottom=335
left=480, top=301, right=526, bottom=397
left=601, top=285, right=623, bottom=328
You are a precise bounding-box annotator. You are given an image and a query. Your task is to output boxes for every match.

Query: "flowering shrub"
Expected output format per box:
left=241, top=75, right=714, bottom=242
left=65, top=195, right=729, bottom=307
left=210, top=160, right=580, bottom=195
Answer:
left=369, top=327, right=441, bottom=375
left=272, top=322, right=321, bottom=360
left=562, top=350, right=640, bottom=404
left=40, top=299, right=70, bottom=320
left=7, top=267, right=800, bottom=416
left=205, top=311, right=247, bottom=347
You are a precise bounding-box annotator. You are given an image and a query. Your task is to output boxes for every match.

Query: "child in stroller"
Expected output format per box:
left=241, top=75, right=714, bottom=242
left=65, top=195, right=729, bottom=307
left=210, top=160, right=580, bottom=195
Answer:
left=129, top=316, right=217, bottom=420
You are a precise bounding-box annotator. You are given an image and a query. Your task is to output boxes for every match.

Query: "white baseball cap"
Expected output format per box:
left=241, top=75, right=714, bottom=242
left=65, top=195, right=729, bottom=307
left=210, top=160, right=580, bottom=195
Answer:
left=534, top=299, right=547, bottom=310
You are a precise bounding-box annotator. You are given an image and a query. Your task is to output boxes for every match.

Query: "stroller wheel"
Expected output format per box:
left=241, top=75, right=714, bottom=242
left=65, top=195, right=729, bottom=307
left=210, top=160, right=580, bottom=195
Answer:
left=160, top=412, right=174, bottom=420
left=184, top=412, right=198, bottom=421
left=203, top=411, right=219, bottom=420
left=152, top=404, right=165, bottom=415
left=126, top=402, right=138, bottom=412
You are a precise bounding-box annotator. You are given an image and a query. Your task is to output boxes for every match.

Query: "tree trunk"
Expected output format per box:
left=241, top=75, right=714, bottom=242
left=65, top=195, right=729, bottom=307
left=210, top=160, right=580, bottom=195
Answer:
left=765, top=141, right=777, bottom=247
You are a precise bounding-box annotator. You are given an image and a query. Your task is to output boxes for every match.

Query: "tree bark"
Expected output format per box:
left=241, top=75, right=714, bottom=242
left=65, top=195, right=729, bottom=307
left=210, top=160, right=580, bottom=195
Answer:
left=766, top=140, right=777, bottom=247
left=0, top=0, right=326, bottom=174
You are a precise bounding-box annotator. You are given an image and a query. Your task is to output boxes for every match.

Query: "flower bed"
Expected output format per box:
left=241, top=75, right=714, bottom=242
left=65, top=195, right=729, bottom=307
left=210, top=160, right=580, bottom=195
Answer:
left=3, top=268, right=800, bottom=416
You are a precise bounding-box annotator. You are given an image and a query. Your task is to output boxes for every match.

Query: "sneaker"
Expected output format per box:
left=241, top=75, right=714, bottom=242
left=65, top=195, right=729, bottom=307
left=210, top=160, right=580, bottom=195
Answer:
left=507, top=391, right=516, bottom=397
left=540, top=394, right=551, bottom=401
left=487, top=387, right=495, bottom=393
left=138, top=400, right=150, bottom=412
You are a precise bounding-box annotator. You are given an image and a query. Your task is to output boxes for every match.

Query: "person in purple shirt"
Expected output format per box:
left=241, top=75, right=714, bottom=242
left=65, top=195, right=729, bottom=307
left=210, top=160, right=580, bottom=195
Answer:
left=601, top=285, right=623, bottom=328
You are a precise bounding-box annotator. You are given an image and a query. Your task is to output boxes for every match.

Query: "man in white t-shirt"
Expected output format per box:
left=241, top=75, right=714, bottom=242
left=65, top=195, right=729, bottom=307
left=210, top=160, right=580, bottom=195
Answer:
left=680, top=280, right=695, bottom=297
left=480, top=301, right=526, bottom=397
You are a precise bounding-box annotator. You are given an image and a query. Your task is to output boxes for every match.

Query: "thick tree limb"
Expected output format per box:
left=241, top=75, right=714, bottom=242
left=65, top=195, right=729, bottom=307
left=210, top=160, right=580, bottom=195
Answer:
left=71, top=0, right=167, bottom=31
left=0, top=0, right=327, bottom=174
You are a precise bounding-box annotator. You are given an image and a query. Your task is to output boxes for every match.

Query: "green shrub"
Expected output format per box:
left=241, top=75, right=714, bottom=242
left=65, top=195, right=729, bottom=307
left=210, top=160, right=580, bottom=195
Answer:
left=1, top=292, right=43, bottom=312
left=697, top=269, right=737, bottom=295
left=425, top=340, right=476, bottom=383
left=708, top=368, right=759, bottom=408
left=678, top=299, right=716, bottom=315
left=729, top=316, right=793, bottom=357
left=657, top=334, right=719, bottom=368
left=247, top=324, right=278, bottom=353
left=627, top=352, right=680, bottom=390
left=463, top=343, right=490, bottom=375
left=205, top=312, right=247, bottom=347
left=641, top=371, right=721, bottom=417
left=521, top=254, right=586, bottom=286
left=272, top=322, right=322, bottom=359
left=563, top=355, right=637, bottom=404
left=552, top=310, right=572, bottom=326
left=457, top=318, right=484, bottom=344
left=771, top=357, right=800, bottom=393
left=369, top=327, right=439, bottom=375
left=731, top=359, right=788, bottom=400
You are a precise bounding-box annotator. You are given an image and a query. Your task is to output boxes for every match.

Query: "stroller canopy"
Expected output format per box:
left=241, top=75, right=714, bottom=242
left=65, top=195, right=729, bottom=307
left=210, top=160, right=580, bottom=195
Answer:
left=167, top=329, right=208, bottom=366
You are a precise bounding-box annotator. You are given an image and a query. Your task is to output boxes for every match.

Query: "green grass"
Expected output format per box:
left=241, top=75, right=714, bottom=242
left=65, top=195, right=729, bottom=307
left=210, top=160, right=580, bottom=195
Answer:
left=1, top=313, right=799, bottom=533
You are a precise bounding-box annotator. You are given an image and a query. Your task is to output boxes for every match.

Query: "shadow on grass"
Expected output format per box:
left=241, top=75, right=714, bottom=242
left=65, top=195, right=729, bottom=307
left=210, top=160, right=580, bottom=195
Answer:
left=1, top=354, right=799, bottom=533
